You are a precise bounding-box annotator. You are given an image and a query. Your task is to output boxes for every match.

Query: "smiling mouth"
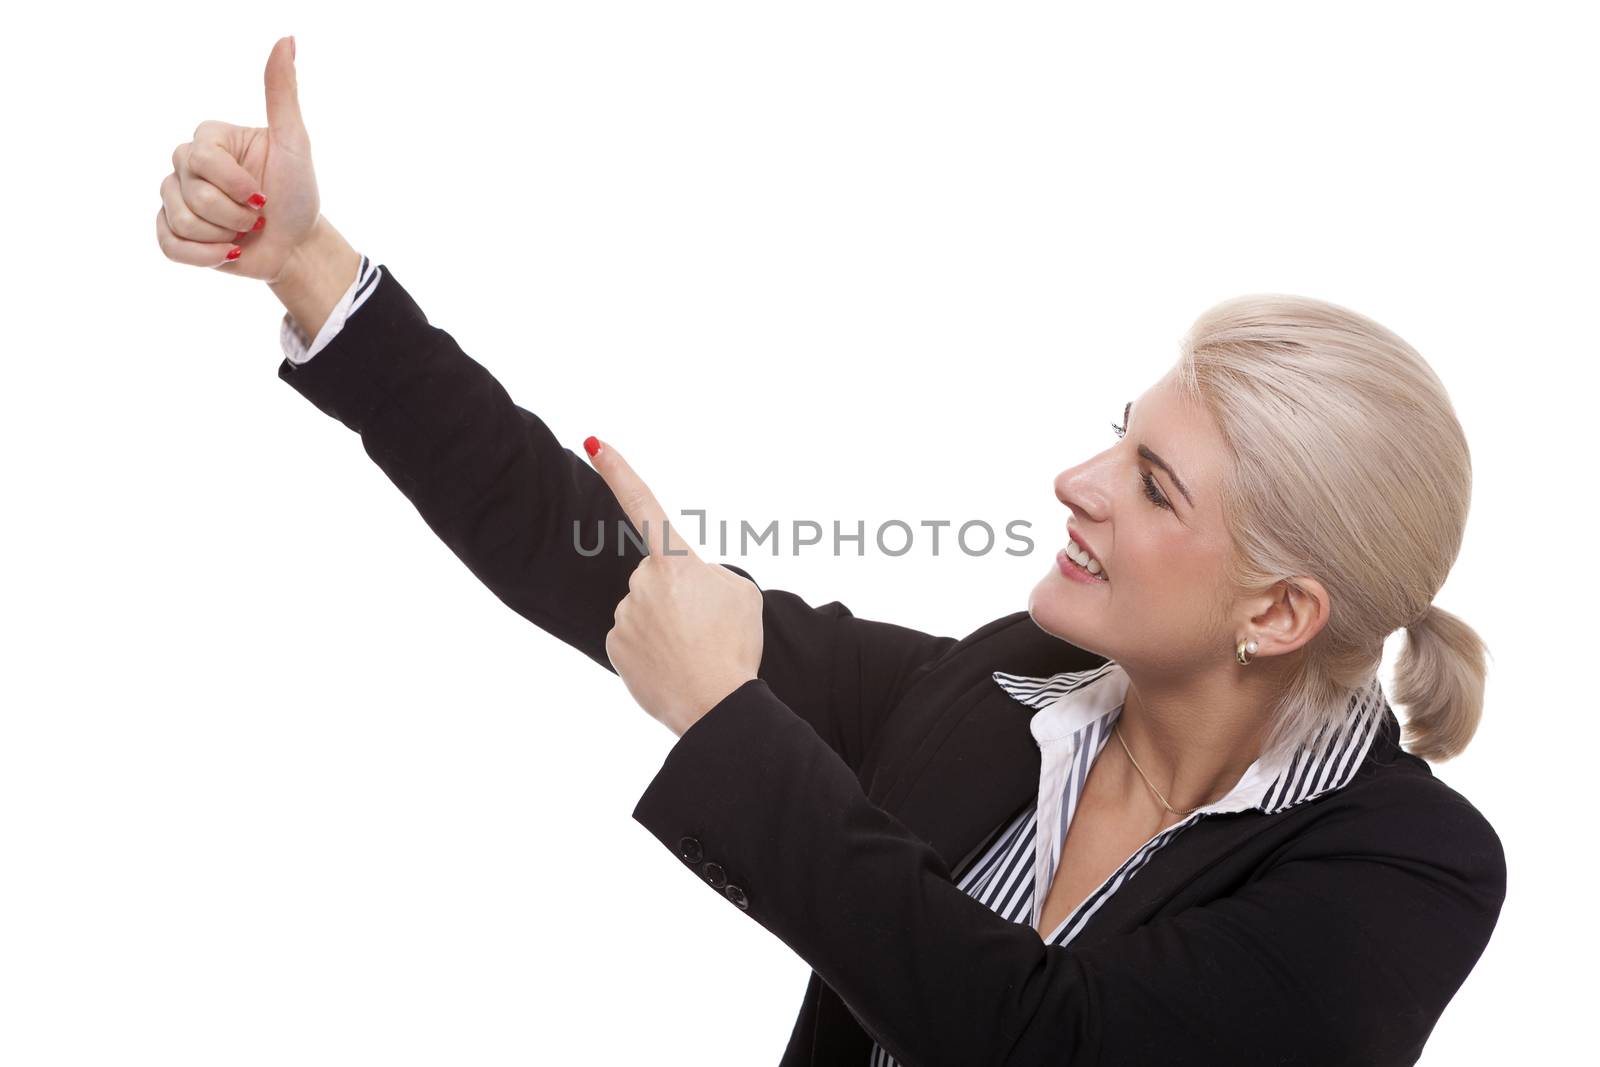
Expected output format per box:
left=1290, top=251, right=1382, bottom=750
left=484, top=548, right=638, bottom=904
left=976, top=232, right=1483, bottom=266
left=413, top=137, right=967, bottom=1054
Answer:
left=1064, top=534, right=1108, bottom=579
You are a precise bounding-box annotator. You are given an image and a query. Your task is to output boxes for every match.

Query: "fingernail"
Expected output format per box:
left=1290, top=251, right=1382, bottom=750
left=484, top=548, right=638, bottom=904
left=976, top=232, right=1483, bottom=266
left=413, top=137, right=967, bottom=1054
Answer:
left=248, top=193, right=266, bottom=209
left=290, top=36, right=296, bottom=61
left=252, top=216, right=266, bottom=232
left=226, top=246, right=242, bottom=261
left=583, top=436, right=600, bottom=457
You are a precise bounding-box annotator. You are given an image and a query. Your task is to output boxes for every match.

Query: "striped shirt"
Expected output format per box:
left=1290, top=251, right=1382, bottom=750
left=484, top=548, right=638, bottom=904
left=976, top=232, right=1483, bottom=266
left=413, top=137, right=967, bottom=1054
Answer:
left=279, top=253, right=384, bottom=365
left=273, top=270, right=1387, bottom=1065
left=868, top=659, right=1385, bottom=1067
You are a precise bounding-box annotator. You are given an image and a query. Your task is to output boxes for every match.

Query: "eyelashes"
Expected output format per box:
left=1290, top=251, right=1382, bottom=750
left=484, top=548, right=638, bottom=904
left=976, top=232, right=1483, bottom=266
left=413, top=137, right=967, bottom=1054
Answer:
left=1110, top=419, right=1174, bottom=511
left=1140, top=472, right=1174, bottom=510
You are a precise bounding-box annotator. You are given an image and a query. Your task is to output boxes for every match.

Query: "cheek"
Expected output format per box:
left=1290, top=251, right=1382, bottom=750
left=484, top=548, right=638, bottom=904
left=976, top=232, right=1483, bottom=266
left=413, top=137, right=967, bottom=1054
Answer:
left=1103, top=543, right=1215, bottom=623
left=1135, top=546, right=1235, bottom=635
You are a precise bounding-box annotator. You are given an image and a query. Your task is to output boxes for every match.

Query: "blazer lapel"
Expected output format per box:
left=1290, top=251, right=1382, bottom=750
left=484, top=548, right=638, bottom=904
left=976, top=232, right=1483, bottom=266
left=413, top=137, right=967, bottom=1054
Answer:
left=868, top=614, right=1097, bottom=875
left=1060, top=808, right=1282, bottom=949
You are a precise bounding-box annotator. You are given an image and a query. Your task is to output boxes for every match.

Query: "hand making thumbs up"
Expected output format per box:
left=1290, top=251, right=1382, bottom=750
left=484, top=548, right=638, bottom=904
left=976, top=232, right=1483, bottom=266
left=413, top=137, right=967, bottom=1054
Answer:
left=586, top=435, right=765, bottom=737
left=155, top=35, right=322, bottom=281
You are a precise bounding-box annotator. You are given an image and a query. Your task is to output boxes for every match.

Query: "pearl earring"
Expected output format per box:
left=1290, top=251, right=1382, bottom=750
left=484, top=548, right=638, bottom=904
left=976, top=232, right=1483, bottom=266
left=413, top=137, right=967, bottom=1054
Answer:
left=1236, top=637, right=1259, bottom=665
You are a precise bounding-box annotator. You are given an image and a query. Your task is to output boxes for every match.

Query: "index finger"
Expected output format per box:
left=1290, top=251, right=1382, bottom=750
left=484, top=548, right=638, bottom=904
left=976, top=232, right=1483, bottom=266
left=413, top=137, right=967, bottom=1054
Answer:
left=177, top=143, right=264, bottom=232
left=584, top=436, right=698, bottom=561
left=189, top=121, right=269, bottom=210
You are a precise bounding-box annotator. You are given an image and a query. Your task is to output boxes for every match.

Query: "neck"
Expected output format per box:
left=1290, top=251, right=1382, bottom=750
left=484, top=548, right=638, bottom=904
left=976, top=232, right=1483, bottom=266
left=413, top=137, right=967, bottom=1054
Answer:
left=1109, top=657, right=1285, bottom=817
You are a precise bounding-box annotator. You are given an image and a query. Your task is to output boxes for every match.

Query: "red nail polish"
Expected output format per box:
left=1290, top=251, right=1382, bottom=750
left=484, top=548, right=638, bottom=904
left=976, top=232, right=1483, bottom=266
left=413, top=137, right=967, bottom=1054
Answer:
left=583, top=436, right=600, bottom=457
left=226, top=246, right=242, bottom=261
left=252, top=216, right=266, bottom=232
left=248, top=193, right=266, bottom=209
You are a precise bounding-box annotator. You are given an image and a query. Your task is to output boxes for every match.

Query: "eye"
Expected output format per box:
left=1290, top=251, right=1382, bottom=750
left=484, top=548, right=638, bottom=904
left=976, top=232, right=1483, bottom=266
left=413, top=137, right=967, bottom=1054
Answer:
left=1111, top=419, right=1173, bottom=510
left=1140, top=472, right=1173, bottom=510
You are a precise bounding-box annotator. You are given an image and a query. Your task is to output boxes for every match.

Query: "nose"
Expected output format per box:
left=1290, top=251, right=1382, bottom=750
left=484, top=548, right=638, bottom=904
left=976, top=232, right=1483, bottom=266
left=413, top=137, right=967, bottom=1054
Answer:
left=1054, top=465, right=1103, bottom=516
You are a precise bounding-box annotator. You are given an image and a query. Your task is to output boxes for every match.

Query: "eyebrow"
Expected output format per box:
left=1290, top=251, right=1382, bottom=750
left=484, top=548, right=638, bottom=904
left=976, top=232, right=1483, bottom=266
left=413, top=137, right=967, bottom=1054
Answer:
left=1125, top=400, right=1195, bottom=509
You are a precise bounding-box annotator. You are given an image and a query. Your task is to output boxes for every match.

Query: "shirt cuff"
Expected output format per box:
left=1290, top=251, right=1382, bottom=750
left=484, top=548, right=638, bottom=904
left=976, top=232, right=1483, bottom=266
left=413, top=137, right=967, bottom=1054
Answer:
left=278, top=252, right=381, bottom=365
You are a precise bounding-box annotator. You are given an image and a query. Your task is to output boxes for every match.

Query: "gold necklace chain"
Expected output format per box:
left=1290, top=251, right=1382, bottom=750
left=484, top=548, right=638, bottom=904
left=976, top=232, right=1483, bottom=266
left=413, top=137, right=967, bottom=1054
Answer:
left=1113, top=720, right=1205, bottom=818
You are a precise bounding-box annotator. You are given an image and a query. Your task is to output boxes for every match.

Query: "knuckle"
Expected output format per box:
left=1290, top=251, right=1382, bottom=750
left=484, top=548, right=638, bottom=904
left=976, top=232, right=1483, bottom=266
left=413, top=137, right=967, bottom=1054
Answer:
left=163, top=201, right=196, bottom=237
left=185, top=182, right=232, bottom=225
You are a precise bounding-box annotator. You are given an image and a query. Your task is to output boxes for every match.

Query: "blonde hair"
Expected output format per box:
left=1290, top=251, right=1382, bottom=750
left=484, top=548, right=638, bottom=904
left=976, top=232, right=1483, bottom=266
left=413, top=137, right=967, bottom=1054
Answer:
left=1172, top=294, right=1489, bottom=764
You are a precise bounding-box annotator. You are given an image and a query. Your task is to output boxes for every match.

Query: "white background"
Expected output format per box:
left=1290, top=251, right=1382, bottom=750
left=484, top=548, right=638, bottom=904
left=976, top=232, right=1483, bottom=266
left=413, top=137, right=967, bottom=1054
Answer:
left=3, top=2, right=1594, bottom=1062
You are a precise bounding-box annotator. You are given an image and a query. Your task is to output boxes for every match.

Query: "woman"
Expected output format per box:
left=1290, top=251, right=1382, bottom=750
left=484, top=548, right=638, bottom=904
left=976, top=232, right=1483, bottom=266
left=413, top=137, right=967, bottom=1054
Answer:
left=155, top=38, right=1505, bottom=1066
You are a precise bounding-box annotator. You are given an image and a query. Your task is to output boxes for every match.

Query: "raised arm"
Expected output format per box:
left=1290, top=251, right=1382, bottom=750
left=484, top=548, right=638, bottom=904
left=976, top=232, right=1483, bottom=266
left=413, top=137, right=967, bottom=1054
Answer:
left=155, top=37, right=963, bottom=773
left=267, top=232, right=962, bottom=767
left=269, top=239, right=649, bottom=672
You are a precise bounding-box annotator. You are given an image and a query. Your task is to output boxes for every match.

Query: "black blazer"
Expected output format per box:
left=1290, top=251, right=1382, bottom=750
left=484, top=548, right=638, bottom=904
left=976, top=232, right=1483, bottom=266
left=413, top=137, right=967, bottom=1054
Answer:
left=278, top=265, right=1507, bottom=1067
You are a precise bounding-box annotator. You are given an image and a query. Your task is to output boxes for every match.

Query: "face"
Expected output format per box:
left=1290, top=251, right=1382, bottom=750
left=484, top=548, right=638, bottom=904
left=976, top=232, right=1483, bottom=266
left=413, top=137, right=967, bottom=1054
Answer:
left=1028, top=370, right=1241, bottom=676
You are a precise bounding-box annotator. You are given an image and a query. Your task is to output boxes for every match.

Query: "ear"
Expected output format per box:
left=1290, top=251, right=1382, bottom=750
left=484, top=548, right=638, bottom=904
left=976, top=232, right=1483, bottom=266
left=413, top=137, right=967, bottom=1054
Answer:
left=1245, top=576, right=1330, bottom=658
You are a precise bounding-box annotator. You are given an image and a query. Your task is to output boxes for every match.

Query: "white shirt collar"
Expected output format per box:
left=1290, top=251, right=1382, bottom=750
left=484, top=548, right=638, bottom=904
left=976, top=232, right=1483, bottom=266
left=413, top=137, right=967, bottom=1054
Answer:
left=992, top=659, right=1386, bottom=816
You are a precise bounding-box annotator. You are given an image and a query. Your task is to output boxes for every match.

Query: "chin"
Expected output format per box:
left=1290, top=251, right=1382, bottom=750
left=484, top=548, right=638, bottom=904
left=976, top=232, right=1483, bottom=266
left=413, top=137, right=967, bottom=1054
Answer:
left=1027, top=569, right=1081, bottom=644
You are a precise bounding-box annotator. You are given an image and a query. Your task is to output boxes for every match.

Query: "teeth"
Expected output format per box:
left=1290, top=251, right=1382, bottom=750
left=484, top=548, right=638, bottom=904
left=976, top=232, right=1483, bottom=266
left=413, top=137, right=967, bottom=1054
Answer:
left=1066, top=539, right=1106, bottom=578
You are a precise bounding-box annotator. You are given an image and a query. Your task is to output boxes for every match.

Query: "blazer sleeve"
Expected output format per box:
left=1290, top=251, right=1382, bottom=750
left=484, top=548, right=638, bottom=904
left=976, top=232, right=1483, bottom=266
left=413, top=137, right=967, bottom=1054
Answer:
left=275, top=264, right=958, bottom=770
left=631, top=678, right=1508, bottom=1067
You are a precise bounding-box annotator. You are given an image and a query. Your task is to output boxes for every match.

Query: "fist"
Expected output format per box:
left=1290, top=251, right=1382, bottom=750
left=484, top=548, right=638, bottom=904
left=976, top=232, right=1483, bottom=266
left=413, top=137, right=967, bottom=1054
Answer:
left=155, top=36, right=320, bottom=282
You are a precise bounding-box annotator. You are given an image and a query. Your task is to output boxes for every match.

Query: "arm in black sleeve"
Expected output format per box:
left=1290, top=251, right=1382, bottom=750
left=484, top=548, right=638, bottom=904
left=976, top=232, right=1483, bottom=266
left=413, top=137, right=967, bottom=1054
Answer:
left=276, top=264, right=959, bottom=769
left=632, top=678, right=1508, bottom=1067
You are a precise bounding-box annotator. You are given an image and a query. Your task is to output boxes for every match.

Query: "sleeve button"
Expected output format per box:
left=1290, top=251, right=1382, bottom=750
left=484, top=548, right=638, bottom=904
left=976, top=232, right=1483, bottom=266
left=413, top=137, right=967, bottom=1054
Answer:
left=724, top=884, right=749, bottom=910
left=677, top=836, right=703, bottom=864
left=702, top=862, right=728, bottom=888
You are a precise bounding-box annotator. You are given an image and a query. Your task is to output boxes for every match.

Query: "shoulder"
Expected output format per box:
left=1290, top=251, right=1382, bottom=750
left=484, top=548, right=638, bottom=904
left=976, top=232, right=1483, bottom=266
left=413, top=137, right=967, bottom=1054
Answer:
left=1359, top=712, right=1503, bottom=862
left=1289, top=729, right=1507, bottom=917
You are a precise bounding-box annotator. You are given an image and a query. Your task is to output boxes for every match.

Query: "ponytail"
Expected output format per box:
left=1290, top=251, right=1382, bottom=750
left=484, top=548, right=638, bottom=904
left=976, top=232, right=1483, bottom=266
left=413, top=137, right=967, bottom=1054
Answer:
left=1390, top=602, right=1491, bottom=762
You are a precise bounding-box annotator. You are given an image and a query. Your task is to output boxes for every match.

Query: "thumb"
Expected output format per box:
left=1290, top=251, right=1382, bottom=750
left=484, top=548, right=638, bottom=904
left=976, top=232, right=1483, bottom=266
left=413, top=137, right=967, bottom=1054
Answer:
left=263, top=35, right=310, bottom=153
left=584, top=436, right=699, bottom=561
